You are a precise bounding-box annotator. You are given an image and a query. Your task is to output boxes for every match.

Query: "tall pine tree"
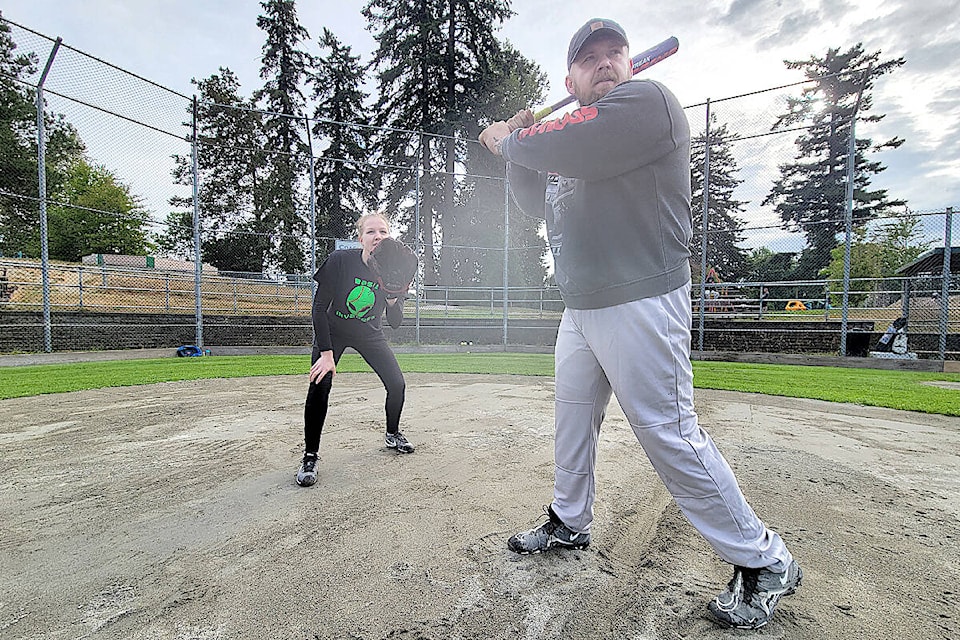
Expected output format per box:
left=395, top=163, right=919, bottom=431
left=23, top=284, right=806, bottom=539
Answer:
left=161, top=68, right=268, bottom=271
left=458, top=41, right=548, bottom=288
left=363, top=0, right=514, bottom=286
left=690, top=117, right=749, bottom=282
left=255, top=0, right=311, bottom=274
left=764, top=43, right=905, bottom=279
left=308, top=27, right=375, bottom=255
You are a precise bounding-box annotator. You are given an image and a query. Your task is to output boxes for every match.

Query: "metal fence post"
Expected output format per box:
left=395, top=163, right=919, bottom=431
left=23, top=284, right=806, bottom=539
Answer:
left=191, top=96, right=203, bottom=348
left=940, top=206, right=953, bottom=360
left=414, top=139, right=423, bottom=346
left=36, top=38, right=62, bottom=352
left=503, top=170, right=510, bottom=347
left=839, top=118, right=855, bottom=356
left=305, top=115, right=317, bottom=283
left=839, top=64, right=873, bottom=357
left=697, top=99, right=710, bottom=352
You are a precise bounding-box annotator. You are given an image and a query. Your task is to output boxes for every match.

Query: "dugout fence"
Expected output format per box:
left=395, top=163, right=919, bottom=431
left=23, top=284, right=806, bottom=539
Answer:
left=0, top=16, right=957, bottom=360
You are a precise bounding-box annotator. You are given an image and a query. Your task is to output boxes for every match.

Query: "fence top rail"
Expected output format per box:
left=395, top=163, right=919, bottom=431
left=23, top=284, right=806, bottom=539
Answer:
left=1, top=16, right=193, bottom=101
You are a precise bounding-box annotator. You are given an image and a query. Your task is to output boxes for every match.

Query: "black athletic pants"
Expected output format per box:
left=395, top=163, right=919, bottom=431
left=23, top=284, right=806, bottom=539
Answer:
left=303, top=333, right=405, bottom=453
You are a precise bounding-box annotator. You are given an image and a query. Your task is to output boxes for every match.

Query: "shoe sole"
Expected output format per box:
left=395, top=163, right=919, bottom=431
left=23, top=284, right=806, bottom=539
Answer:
left=385, top=442, right=415, bottom=453
left=707, top=604, right=771, bottom=631
left=508, top=540, right=590, bottom=555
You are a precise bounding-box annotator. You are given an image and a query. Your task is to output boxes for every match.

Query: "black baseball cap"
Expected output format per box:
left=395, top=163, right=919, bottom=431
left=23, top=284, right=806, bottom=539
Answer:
left=567, top=18, right=629, bottom=69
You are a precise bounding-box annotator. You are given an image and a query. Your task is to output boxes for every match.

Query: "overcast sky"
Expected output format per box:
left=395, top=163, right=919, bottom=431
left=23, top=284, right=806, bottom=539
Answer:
left=3, top=0, right=959, bottom=218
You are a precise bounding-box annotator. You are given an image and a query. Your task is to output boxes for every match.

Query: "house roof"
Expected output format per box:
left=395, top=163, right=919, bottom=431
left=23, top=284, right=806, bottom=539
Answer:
left=895, top=246, right=960, bottom=277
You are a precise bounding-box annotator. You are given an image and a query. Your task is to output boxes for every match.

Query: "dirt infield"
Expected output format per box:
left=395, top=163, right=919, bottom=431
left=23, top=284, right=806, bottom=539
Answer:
left=1, top=373, right=958, bottom=640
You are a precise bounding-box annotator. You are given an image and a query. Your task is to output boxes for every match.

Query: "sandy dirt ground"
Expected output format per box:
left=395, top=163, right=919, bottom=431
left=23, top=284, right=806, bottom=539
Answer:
left=1, top=372, right=958, bottom=640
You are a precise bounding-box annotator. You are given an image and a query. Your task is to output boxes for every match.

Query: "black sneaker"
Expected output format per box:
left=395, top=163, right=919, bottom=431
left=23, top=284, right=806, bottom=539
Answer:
left=384, top=431, right=415, bottom=453
left=507, top=505, right=590, bottom=554
left=296, top=452, right=318, bottom=487
left=707, top=560, right=802, bottom=629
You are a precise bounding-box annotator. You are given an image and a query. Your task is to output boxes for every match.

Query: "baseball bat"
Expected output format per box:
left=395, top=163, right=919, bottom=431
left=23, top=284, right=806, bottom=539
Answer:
left=533, top=36, right=680, bottom=122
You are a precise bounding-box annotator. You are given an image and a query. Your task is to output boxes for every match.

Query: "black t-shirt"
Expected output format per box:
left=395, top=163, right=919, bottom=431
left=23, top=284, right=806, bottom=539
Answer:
left=311, top=249, right=402, bottom=350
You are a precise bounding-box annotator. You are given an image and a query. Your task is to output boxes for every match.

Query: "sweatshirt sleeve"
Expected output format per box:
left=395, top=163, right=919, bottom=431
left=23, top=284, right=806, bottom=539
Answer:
left=500, top=80, right=686, bottom=182
left=310, top=254, right=338, bottom=352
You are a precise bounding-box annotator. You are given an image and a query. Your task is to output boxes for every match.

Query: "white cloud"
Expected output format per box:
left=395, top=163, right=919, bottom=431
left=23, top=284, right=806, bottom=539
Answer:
left=2, top=0, right=957, bottom=218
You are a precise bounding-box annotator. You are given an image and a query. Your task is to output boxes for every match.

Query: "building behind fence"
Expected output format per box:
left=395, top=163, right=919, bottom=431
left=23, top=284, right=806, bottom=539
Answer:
left=0, top=17, right=957, bottom=361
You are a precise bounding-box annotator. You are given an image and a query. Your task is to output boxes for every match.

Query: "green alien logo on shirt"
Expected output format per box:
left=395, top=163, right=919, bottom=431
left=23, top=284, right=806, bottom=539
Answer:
left=345, top=284, right=375, bottom=319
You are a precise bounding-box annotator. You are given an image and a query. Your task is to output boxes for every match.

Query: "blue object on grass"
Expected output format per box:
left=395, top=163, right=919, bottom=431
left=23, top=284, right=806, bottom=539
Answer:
left=176, top=345, right=204, bottom=357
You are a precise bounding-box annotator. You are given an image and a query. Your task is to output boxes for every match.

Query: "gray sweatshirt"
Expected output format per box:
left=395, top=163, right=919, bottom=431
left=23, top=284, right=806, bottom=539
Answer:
left=501, top=79, right=692, bottom=309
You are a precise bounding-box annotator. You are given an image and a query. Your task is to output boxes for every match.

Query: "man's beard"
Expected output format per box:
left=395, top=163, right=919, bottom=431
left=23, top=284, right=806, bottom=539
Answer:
left=579, top=76, right=621, bottom=106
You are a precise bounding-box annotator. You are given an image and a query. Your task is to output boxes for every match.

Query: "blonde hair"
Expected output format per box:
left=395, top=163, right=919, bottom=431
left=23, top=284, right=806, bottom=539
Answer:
left=356, top=211, right=391, bottom=237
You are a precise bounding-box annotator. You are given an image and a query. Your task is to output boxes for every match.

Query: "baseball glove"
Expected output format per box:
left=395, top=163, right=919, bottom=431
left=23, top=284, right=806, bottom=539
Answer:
left=369, top=237, right=418, bottom=297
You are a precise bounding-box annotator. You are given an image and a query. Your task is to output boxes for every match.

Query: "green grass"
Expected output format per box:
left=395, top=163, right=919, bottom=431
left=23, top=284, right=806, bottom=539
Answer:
left=0, top=353, right=958, bottom=416
left=0, top=354, right=554, bottom=400
left=690, top=362, right=960, bottom=416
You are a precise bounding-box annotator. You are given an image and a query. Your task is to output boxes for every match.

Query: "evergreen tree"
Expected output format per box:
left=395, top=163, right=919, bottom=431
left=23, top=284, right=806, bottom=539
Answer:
left=457, top=41, right=548, bottom=288
left=745, top=247, right=800, bottom=307
left=764, top=43, right=905, bottom=280
left=160, top=68, right=268, bottom=272
left=363, top=0, right=453, bottom=286
left=690, top=117, right=749, bottom=282
left=363, top=0, right=514, bottom=286
left=255, top=0, right=311, bottom=274
left=746, top=247, right=796, bottom=282
left=308, top=27, right=375, bottom=256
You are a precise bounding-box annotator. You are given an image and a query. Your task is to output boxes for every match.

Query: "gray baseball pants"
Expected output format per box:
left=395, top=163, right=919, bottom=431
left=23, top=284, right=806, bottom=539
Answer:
left=551, top=282, right=793, bottom=571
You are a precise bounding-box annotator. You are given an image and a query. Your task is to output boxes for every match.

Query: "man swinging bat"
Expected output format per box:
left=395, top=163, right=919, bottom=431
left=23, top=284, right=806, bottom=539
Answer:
left=478, top=18, right=802, bottom=630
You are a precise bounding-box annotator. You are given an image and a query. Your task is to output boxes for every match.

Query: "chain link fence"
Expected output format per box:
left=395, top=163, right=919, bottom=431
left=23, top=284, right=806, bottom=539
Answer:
left=1, top=17, right=957, bottom=359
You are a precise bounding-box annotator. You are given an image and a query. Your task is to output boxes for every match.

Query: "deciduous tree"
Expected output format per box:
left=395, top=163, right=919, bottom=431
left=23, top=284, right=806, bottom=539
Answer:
left=47, top=158, right=152, bottom=261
